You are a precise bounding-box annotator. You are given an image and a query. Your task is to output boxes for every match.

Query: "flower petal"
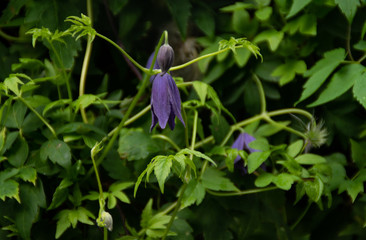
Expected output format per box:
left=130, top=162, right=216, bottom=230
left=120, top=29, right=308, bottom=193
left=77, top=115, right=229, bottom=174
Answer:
left=151, top=74, right=171, bottom=129
left=167, top=74, right=185, bottom=127
left=231, top=133, right=246, bottom=163
left=150, top=105, right=159, bottom=131
left=146, top=52, right=160, bottom=82
left=243, top=133, right=260, bottom=153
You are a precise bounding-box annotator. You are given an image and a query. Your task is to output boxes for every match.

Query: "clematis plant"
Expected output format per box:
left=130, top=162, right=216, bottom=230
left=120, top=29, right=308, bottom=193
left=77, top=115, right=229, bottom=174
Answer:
left=231, top=132, right=261, bottom=173
left=148, top=43, right=185, bottom=131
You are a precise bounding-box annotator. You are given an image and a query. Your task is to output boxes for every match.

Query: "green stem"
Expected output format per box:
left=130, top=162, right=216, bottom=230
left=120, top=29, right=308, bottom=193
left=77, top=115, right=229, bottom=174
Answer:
left=290, top=202, right=311, bottom=230
left=170, top=48, right=231, bottom=72
left=346, top=24, right=354, bottom=61
left=358, top=54, right=366, bottom=63
left=96, top=32, right=148, bottom=74
left=190, top=110, right=198, bottom=151
left=263, top=114, right=307, bottom=139
left=182, top=107, right=190, bottom=148
left=48, top=40, right=73, bottom=100
left=162, top=183, right=188, bottom=240
left=91, top=147, right=104, bottom=200
left=79, top=0, right=94, bottom=123
left=0, top=29, right=28, bottom=42
left=267, top=108, right=313, bottom=121
left=86, top=32, right=166, bottom=179
left=160, top=202, right=177, bottom=216
left=17, top=97, right=57, bottom=138
left=252, top=74, right=266, bottom=114
left=152, top=134, right=181, bottom=151
left=206, top=186, right=278, bottom=197
left=104, top=228, right=107, bottom=240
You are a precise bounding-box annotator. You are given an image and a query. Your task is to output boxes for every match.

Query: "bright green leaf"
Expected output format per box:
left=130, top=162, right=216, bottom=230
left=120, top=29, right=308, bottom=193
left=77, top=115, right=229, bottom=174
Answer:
left=255, top=6, right=272, bottom=21
left=273, top=173, right=296, bottom=190
left=0, top=179, right=19, bottom=202
left=254, top=29, right=284, bottom=51
left=287, top=139, right=304, bottom=157
left=154, top=156, right=172, bottom=194
left=181, top=179, right=205, bottom=208
left=255, top=172, right=274, bottom=187
left=179, top=148, right=216, bottom=167
left=17, top=167, right=37, bottom=185
left=271, top=60, right=307, bottom=86
left=248, top=151, right=271, bottom=173
left=305, top=177, right=324, bottom=202
left=295, top=154, right=326, bottom=165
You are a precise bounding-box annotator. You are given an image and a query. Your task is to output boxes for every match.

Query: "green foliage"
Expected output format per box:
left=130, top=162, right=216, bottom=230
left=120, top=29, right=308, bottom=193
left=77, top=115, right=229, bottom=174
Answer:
left=0, top=0, right=366, bottom=239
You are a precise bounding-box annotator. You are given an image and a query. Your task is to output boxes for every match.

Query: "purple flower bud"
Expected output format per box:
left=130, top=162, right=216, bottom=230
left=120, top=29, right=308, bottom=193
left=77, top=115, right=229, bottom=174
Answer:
left=157, top=44, right=174, bottom=74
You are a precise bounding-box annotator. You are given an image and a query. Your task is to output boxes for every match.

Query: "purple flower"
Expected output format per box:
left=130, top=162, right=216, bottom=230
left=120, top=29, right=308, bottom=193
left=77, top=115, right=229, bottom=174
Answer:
left=150, top=73, right=185, bottom=131
left=147, top=44, right=185, bottom=131
left=231, top=133, right=264, bottom=174
left=231, top=133, right=260, bottom=164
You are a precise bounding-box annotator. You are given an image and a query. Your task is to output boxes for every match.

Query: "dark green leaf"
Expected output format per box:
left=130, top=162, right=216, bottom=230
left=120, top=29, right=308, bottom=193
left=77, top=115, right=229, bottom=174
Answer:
left=118, top=128, right=159, bottom=161
left=181, top=179, right=205, bottom=208
left=48, top=179, right=73, bottom=210
left=286, top=0, right=312, bottom=18
left=40, top=139, right=71, bottom=168
left=0, top=179, right=19, bottom=202
left=350, top=139, right=366, bottom=168
left=166, top=0, right=191, bottom=39
left=7, top=135, right=29, bottom=167
left=296, top=48, right=345, bottom=104
left=271, top=60, right=307, bottom=86
left=201, top=167, right=238, bottom=191
left=335, top=0, right=360, bottom=23
left=192, top=5, right=215, bottom=37
left=308, top=64, right=365, bottom=107
left=5, top=101, right=27, bottom=129
left=353, top=72, right=366, bottom=109
left=17, top=167, right=37, bottom=185
left=254, top=29, right=284, bottom=51
left=304, top=177, right=324, bottom=202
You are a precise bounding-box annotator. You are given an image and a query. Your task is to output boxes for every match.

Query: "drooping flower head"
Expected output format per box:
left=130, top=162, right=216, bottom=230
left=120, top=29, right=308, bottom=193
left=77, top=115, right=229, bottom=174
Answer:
left=147, top=43, right=185, bottom=131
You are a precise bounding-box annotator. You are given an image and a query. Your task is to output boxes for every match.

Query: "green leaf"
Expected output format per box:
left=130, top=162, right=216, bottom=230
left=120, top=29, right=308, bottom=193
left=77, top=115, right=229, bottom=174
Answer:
left=15, top=181, right=46, bottom=239
left=353, top=72, right=366, bottom=109
left=254, top=29, right=284, bottom=51
left=283, top=14, right=317, bottom=36
left=193, top=81, right=208, bottom=104
left=181, top=179, right=206, bottom=208
left=255, top=6, right=272, bottom=21
left=273, top=173, right=296, bottom=190
left=201, top=167, right=239, bottom=191
left=118, top=128, right=159, bottom=161
left=286, top=139, right=304, bottom=157
left=154, top=156, right=172, bottom=194
left=255, top=121, right=291, bottom=137
left=350, top=139, right=366, bottom=168
left=296, top=48, right=345, bottom=104
left=43, top=99, right=72, bottom=116
left=0, top=179, right=19, bottom=202
left=308, top=64, right=365, bottom=107
left=166, top=0, right=191, bottom=39
left=48, top=179, right=73, bottom=210
left=179, top=148, right=216, bottom=167
left=5, top=101, right=27, bottom=129
left=55, top=210, right=71, bottom=239
left=141, top=199, right=153, bottom=229
left=4, top=76, right=23, bottom=96
left=40, top=139, right=72, bottom=168
left=304, top=177, right=324, bottom=202
left=335, top=0, right=360, bottom=23
left=192, top=5, right=215, bottom=37
left=286, top=0, right=312, bottom=18
left=17, top=167, right=37, bottom=185
left=271, top=60, right=307, bottom=86
left=7, top=135, right=28, bottom=167
left=339, top=179, right=364, bottom=203
left=255, top=172, right=274, bottom=187
left=295, top=154, right=326, bottom=165
left=247, top=151, right=271, bottom=173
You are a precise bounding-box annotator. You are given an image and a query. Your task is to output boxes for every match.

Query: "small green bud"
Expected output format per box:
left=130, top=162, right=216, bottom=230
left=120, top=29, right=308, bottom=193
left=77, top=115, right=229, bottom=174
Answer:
left=97, top=211, right=113, bottom=231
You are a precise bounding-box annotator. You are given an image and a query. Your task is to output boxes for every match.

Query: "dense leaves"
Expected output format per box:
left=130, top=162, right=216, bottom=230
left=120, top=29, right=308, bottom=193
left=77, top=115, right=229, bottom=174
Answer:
left=0, top=0, right=366, bottom=239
